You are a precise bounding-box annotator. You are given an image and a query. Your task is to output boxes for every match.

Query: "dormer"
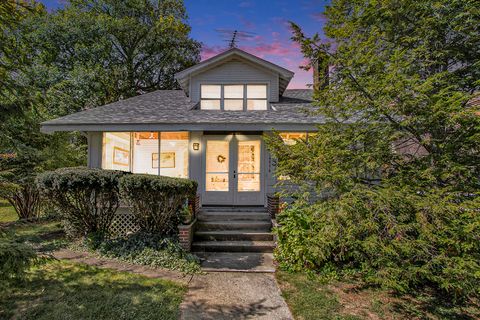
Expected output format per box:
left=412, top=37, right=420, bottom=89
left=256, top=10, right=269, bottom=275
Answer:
left=174, top=48, right=294, bottom=110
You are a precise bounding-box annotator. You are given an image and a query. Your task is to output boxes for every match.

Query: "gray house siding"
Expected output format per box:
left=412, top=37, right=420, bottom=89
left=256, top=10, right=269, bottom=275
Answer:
left=189, top=60, right=279, bottom=103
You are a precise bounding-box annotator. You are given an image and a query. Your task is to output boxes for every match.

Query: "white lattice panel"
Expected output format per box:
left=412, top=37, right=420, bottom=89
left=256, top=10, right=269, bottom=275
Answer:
left=110, top=208, right=140, bottom=236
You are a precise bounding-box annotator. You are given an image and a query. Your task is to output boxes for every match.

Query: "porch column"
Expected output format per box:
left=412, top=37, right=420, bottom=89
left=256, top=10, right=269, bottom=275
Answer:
left=87, top=132, right=103, bottom=168
left=189, top=131, right=203, bottom=204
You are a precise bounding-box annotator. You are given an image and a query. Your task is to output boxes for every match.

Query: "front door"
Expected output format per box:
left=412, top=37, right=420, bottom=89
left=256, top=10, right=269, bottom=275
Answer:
left=203, top=134, right=264, bottom=206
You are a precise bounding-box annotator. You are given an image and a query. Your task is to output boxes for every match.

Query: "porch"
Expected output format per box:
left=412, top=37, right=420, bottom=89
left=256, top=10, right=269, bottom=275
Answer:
left=88, top=131, right=281, bottom=207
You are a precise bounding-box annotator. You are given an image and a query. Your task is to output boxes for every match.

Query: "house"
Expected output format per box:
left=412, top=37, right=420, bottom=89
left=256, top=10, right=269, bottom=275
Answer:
left=41, top=48, right=322, bottom=252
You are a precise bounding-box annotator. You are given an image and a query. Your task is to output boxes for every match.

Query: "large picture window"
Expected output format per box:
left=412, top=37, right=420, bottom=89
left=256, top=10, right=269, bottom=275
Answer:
left=200, top=84, right=268, bottom=111
left=102, top=132, right=131, bottom=171
left=102, top=132, right=189, bottom=178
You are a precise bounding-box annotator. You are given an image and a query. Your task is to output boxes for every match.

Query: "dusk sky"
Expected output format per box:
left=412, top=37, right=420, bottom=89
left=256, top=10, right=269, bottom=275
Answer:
left=39, top=0, right=329, bottom=88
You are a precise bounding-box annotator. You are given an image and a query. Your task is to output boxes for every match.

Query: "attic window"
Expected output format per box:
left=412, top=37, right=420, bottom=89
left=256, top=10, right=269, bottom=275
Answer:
left=200, top=84, right=268, bottom=111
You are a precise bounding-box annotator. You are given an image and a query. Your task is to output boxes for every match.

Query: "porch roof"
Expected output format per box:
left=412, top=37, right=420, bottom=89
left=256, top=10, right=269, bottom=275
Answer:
left=41, top=89, right=325, bottom=133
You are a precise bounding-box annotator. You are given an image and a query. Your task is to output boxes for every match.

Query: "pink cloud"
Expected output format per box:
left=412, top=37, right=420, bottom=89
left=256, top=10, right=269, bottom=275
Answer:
left=200, top=45, right=227, bottom=60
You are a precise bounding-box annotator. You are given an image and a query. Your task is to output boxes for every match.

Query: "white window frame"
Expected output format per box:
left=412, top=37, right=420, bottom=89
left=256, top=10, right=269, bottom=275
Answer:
left=200, top=84, right=269, bottom=111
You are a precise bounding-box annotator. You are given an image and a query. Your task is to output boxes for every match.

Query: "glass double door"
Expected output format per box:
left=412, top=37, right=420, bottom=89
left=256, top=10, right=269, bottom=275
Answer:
left=203, top=134, right=264, bottom=205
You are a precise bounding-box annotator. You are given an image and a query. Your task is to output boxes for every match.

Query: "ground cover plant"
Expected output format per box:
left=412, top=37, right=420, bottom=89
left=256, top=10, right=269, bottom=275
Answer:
left=77, top=232, right=201, bottom=274
left=268, top=0, right=480, bottom=307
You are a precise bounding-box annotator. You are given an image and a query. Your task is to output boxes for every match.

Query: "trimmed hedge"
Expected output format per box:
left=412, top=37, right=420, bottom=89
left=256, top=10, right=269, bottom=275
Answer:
left=36, top=167, right=125, bottom=237
left=119, top=174, right=197, bottom=235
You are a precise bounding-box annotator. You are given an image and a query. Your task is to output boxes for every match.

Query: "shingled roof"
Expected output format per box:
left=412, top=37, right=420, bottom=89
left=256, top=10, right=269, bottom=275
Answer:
left=40, top=89, right=324, bottom=132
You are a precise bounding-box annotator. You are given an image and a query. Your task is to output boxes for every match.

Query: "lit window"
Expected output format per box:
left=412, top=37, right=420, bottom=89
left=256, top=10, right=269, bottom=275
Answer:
left=132, top=132, right=159, bottom=175
left=102, top=132, right=189, bottom=178
left=102, top=132, right=131, bottom=171
left=201, top=85, right=221, bottom=110
left=200, top=84, right=268, bottom=111
left=159, top=132, right=189, bottom=178
left=201, top=100, right=221, bottom=110
left=279, top=132, right=308, bottom=145
left=224, top=85, right=244, bottom=111
left=247, top=85, right=267, bottom=110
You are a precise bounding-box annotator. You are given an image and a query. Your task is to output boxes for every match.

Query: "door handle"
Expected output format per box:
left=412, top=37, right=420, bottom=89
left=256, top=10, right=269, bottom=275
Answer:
left=233, top=170, right=236, bottom=179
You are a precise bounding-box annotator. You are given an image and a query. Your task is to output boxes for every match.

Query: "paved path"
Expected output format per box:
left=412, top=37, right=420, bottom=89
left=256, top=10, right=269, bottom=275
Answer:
left=181, top=272, right=293, bottom=320
left=52, top=249, right=293, bottom=320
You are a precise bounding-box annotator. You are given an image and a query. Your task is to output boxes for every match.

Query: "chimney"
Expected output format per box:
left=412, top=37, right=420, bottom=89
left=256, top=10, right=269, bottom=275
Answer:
left=312, top=53, right=329, bottom=91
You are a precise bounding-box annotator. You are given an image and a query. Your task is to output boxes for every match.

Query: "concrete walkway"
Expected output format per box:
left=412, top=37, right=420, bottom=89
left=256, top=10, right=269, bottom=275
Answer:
left=52, top=249, right=293, bottom=320
left=181, top=272, right=293, bottom=320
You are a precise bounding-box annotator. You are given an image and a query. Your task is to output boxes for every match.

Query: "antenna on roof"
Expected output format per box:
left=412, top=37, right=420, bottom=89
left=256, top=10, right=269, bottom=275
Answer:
left=215, top=29, right=257, bottom=48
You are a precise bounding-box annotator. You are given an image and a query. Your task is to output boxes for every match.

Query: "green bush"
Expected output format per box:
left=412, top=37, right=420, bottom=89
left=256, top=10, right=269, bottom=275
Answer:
left=275, top=186, right=480, bottom=300
left=119, top=174, right=197, bottom=235
left=0, top=229, right=38, bottom=284
left=36, top=167, right=125, bottom=238
left=79, top=232, right=200, bottom=273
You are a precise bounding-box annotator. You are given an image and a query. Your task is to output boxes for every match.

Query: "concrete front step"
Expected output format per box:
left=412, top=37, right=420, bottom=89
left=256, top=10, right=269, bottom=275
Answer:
left=196, top=221, right=272, bottom=231
left=195, top=230, right=274, bottom=241
left=198, top=212, right=270, bottom=222
left=201, top=206, right=267, bottom=213
left=192, top=240, right=275, bottom=253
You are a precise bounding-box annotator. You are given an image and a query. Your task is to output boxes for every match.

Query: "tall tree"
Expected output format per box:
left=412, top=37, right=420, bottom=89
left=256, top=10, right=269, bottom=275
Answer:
left=272, top=0, right=479, bottom=194
left=29, top=0, right=201, bottom=116
left=267, top=0, right=480, bottom=298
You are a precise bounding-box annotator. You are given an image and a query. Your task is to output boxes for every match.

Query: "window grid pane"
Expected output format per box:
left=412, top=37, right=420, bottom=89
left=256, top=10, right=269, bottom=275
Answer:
left=224, top=99, right=243, bottom=111
left=224, top=85, right=243, bottom=98
left=201, top=100, right=221, bottom=110
left=201, top=85, right=221, bottom=98
left=247, top=99, right=267, bottom=110
left=247, top=85, right=267, bottom=99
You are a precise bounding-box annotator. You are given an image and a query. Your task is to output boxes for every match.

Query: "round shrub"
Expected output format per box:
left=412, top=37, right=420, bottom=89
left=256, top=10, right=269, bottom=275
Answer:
left=119, top=174, right=197, bottom=235
left=36, top=167, right=125, bottom=237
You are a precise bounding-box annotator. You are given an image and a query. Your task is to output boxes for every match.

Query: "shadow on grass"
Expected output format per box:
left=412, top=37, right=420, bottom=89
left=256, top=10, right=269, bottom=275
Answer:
left=6, top=220, right=69, bottom=252
left=391, top=291, right=480, bottom=320
left=1, top=260, right=186, bottom=320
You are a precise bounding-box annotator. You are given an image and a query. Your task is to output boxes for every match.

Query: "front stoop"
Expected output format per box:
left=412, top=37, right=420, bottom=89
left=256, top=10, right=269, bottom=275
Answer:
left=192, top=207, right=275, bottom=253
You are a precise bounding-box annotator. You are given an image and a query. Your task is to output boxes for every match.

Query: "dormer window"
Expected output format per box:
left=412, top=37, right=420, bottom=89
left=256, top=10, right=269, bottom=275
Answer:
left=200, top=84, right=268, bottom=111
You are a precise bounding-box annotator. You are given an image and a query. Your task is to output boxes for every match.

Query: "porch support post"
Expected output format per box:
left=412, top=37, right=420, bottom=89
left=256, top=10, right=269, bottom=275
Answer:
left=189, top=131, right=203, bottom=206
left=87, top=132, right=103, bottom=168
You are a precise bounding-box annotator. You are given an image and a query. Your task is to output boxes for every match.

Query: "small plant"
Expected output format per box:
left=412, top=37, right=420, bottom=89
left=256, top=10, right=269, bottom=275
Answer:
left=119, top=174, right=197, bottom=235
left=0, top=228, right=38, bottom=285
left=36, top=167, right=125, bottom=238
left=76, top=232, right=201, bottom=274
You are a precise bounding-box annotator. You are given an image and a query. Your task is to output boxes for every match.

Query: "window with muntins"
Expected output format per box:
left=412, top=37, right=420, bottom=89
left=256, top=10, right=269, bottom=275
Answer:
left=200, top=84, right=268, bottom=111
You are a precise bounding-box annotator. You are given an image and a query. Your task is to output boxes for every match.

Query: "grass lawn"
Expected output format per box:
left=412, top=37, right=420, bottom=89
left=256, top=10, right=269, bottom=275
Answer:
left=0, top=260, right=187, bottom=320
left=276, top=271, right=480, bottom=320
left=0, top=199, right=17, bottom=223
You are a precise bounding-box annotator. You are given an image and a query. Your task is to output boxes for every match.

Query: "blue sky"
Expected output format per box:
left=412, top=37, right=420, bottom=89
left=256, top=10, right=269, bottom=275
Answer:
left=39, top=0, right=329, bottom=88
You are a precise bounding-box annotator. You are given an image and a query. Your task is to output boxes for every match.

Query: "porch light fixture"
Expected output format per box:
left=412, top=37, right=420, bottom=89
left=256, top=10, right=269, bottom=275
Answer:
left=193, top=142, right=200, bottom=151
